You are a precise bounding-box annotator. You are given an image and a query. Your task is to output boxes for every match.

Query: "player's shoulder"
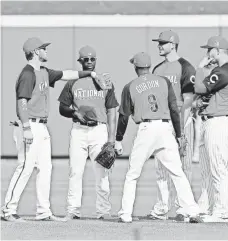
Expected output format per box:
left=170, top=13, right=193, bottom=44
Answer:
left=18, top=64, right=35, bottom=81
left=178, top=57, right=195, bottom=71
left=152, top=60, right=166, bottom=73
left=212, top=63, right=228, bottom=75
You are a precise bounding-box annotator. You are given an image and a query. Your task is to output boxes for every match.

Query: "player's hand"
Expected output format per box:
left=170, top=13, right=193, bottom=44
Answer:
left=23, top=128, right=33, bottom=145
left=115, top=141, right=123, bottom=156
left=73, top=110, right=87, bottom=124
left=93, top=73, right=112, bottom=90
left=199, top=57, right=215, bottom=68
left=176, top=135, right=188, bottom=157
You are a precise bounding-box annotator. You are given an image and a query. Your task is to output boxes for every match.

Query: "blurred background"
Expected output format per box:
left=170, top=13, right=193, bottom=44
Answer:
left=1, top=1, right=228, bottom=157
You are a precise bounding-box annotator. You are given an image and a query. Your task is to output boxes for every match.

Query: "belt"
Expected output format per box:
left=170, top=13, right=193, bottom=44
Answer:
left=143, top=119, right=170, bottom=123
left=73, top=120, right=104, bottom=127
left=201, top=115, right=228, bottom=121
left=30, top=118, right=47, bottom=124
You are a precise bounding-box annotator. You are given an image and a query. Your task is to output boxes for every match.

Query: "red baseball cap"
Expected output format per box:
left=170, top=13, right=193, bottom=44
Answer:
left=78, top=45, right=96, bottom=60
left=23, top=37, right=50, bottom=53
left=201, top=36, right=228, bottom=50
left=152, top=30, right=179, bottom=44
left=130, top=52, right=151, bottom=68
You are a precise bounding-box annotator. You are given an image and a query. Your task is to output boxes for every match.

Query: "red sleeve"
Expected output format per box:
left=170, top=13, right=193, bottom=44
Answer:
left=203, top=66, right=228, bottom=93
left=118, top=83, right=134, bottom=117
left=105, top=84, right=119, bottom=109
left=178, top=58, right=195, bottom=93
left=16, top=70, right=35, bottom=100
left=45, top=67, right=63, bottom=88
left=58, top=80, right=74, bottom=106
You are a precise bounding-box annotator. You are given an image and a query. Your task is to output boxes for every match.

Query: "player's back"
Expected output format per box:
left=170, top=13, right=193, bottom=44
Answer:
left=128, top=73, right=170, bottom=123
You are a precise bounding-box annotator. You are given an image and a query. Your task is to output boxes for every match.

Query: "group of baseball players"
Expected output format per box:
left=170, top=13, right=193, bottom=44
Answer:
left=1, top=30, right=228, bottom=224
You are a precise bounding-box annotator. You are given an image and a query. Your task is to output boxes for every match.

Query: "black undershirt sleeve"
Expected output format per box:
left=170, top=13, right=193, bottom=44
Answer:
left=116, top=113, right=129, bottom=141
left=59, top=102, right=74, bottom=118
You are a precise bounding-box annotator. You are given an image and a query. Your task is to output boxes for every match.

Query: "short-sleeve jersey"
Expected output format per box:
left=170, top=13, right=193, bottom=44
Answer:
left=16, top=64, right=63, bottom=118
left=58, top=77, right=119, bottom=123
left=153, top=58, right=195, bottom=107
left=201, top=63, right=228, bottom=116
left=119, top=73, right=172, bottom=124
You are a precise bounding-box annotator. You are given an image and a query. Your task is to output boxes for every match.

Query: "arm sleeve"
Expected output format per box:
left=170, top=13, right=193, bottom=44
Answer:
left=105, top=84, right=119, bottom=109
left=46, top=68, right=63, bottom=88
left=203, top=67, right=228, bottom=93
left=16, top=71, right=36, bottom=100
left=59, top=102, right=74, bottom=118
left=116, top=113, right=129, bottom=141
left=179, top=58, right=195, bottom=94
left=165, top=78, right=182, bottom=138
left=58, top=80, right=74, bottom=106
left=118, top=83, right=134, bottom=116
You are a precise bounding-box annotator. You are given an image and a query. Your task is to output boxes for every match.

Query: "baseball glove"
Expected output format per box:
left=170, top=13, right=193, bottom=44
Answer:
left=95, top=142, right=116, bottom=169
left=93, top=73, right=112, bottom=90
left=177, top=134, right=188, bottom=157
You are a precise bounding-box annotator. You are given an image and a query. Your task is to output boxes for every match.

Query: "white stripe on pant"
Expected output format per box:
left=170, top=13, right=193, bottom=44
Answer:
left=2, top=121, right=52, bottom=219
left=203, top=116, right=228, bottom=217
left=118, top=121, right=200, bottom=222
left=67, top=122, right=111, bottom=217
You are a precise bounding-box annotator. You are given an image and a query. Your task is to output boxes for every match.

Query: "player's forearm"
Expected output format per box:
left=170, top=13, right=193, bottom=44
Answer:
left=194, top=68, right=207, bottom=94
left=17, top=99, right=30, bottom=125
left=59, top=102, right=74, bottom=118
left=169, top=102, right=182, bottom=138
left=116, top=113, right=129, bottom=141
left=107, top=108, right=117, bottom=143
left=61, top=70, right=96, bottom=81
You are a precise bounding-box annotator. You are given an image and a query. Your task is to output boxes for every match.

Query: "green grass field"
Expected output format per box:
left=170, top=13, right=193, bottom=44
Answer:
left=1, top=159, right=228, bottom=240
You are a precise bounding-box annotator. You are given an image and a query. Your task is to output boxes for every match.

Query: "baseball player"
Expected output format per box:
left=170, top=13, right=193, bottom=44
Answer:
left=116, top=52, right=202, bottom=223
left=148, top=30, right=196, bottom=221
left=1, top=38, right=109, bottom=222
left=194, top=36, right=228, bottom=222
left=58, top=46, right=119, bottom=220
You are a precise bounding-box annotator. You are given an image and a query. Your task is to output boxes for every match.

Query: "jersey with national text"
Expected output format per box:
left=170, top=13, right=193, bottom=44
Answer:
left=16, top=64, right=63, bottom=118
left=119, top=73, right=172, bottom=124
left=201, top=63, right=228, bottom=116
left=58, top=77, right=119, bottom=123
left=153, top=58, right=195, bottom=108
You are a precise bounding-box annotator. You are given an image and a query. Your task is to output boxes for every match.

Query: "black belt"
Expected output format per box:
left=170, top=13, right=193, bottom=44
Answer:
left=73, top=120, right=104, bottom=127
left=30, top=118, right=47, bottom=124
left=143, top=119, right=170, bottom=123
left=201, top=115, right=228, bottom=121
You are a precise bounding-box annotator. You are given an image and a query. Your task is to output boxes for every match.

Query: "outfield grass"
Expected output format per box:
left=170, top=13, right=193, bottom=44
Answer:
left=1, top=159, right=228, bottom=240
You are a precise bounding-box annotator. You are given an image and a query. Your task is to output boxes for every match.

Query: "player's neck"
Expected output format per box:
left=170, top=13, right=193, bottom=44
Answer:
left=28, top=60, right=42, bottom=71
left=218, top=56, right=228, bottom=67
left=165, top=51, right=180, bottom=62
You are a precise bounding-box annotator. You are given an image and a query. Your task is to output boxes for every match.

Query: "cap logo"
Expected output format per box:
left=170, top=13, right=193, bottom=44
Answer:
left=190, top=75, right=195, bottom=84
left=209, top=74, right=218, bottom=84
left=214, top=40, right=219, bottom=48
left=159, top=33, right=163, bottom=38
left=170, top=36, right=174, bottom=42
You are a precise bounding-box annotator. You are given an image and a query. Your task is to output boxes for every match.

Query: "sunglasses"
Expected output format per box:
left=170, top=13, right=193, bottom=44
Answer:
left=38, top=47, right=47, bottom=51
left=81, top=57, right=96, bottom=63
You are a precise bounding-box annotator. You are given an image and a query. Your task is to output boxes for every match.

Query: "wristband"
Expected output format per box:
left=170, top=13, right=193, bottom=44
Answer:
left=91, top=72, right=96, bottom=78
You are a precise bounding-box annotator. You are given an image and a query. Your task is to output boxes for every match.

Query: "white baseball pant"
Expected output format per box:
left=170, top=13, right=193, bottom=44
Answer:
left=152, top=116, right=194, bottom=215
left=67, top=122, right=111, bottom=218
left=202, top=116, right=228, bottom=218
left=118, top=120, right=200, bottom=222
left=2, top=120, right=53, bottom=219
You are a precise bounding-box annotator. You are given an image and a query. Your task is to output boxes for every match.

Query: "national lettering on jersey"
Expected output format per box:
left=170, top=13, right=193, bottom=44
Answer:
left=152, top=58, right=195, bottom=107
left=73, top=88, right=104, bottom=99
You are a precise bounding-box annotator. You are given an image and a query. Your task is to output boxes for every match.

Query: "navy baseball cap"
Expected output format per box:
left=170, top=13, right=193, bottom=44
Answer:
left=152, top=30, right=179, bottom=44
left=130, top=52, right=151, bottom=68
left=201, top=36, right=228, bottom=50
left=23, top=37, right=50, bottom=53
left=78, top=45, right=96, bottom=60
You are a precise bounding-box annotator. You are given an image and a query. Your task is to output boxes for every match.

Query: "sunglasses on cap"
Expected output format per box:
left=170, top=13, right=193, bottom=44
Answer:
left=81, top=57, right=96, bottom=63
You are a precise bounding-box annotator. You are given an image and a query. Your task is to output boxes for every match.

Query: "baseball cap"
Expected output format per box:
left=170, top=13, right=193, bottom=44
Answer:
left=152, top=30, right=179, bottom=44
left=130, top=52, right=151, bottom=68
left=200, top=36, right=228, bottom=50
left=23, top=37, right=50, bottom=53
left=78, top=45, right=96, bottom=60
